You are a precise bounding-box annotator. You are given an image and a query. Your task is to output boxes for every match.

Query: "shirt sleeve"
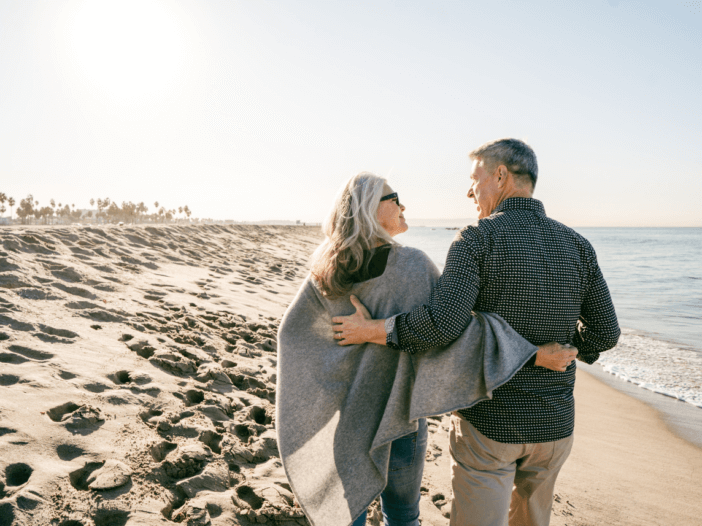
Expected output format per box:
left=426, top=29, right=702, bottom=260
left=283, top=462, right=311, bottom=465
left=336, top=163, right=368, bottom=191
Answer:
left=391, top=228, right=482, bottom=354
left=573, top=250, right=621, bottom=364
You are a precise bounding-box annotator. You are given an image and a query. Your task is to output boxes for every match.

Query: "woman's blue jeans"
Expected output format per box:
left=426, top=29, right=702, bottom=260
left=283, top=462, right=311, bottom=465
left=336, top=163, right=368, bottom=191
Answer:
left=352, top=418, right=428, bottom=526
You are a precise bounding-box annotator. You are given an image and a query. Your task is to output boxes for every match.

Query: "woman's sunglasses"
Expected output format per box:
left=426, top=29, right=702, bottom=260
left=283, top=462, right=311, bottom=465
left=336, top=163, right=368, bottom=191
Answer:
left=380, top=192, right=402, bottom=208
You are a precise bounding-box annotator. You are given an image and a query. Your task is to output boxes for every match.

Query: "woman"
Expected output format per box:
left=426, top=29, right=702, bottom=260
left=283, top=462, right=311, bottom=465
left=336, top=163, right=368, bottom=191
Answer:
left=309, top=173, right=425, bottom=526
left=276, top=172, right=559, bottom=526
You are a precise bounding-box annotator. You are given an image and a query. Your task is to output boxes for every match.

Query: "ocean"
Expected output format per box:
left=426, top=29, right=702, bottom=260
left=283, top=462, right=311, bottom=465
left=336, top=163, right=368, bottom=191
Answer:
left=398, top=226, right=702, bottom=408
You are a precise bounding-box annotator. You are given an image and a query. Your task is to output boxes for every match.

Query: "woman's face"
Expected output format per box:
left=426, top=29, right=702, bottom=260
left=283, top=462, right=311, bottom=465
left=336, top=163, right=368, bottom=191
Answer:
left=377, top=184, right=408, bottom=237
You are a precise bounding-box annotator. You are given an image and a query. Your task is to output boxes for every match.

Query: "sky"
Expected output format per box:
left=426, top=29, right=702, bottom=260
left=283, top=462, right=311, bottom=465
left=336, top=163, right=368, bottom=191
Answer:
left=0, top=0, right=700, bottom=226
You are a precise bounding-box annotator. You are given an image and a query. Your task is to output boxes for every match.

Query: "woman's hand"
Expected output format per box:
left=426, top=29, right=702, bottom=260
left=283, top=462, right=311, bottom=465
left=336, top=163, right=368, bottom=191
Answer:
left=331, top=295, right=387, bottom=345
left=535, top=342, right=578, bottom=372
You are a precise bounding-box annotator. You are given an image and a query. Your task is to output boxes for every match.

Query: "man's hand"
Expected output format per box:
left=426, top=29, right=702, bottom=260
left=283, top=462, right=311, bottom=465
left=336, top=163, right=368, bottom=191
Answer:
left=535, top=342, right=578, bottom=372
left=331, top=295, right=387, bottom=346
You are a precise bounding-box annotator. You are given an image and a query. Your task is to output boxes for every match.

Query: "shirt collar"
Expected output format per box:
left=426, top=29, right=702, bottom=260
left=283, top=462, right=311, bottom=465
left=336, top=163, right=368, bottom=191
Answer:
left=492, top=197, right=546, bottom=216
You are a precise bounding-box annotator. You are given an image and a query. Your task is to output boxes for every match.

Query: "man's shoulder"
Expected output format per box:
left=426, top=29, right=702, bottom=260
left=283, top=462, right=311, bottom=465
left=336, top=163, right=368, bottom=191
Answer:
left=470, top=210, right=595, bottom=250
left=541, top=217, right=597, bottom=255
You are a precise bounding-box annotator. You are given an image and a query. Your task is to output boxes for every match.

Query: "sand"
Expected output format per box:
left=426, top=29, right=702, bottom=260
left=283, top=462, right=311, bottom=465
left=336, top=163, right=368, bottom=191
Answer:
left=1, top=224, right=700, bottom=526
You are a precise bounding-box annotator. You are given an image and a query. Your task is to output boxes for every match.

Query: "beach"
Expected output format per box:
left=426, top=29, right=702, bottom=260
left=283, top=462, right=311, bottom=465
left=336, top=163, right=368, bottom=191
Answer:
left=1, top=224, right=701, bottom=526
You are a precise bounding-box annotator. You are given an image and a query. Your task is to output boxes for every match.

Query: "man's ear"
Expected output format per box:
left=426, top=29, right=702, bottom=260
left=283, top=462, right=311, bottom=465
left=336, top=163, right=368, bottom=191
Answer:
left=496, top=165, right=508, bottom=188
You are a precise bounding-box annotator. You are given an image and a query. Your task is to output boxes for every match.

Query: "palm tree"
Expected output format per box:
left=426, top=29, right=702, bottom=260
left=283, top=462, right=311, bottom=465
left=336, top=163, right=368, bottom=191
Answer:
left=137, top=202, right=147, bottom=222
left=0, top=193, right=6, bottom=217
left=183, top=205, right=191, bottom=221
left=8, top=197, right=15, bottom=221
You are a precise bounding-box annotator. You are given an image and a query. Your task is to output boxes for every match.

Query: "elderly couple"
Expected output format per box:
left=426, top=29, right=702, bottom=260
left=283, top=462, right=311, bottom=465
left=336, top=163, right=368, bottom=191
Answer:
left=276, top=138, right=620, bottom=526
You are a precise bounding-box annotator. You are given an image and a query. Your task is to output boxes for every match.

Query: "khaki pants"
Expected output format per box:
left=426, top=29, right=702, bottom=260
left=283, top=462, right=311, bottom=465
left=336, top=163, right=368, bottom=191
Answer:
left=449, top=414, right=573, bottom=526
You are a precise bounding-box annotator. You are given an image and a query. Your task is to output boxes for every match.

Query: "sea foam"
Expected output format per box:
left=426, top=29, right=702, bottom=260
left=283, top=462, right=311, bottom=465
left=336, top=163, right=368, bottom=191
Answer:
left=595, top=328, right=702, bottom=408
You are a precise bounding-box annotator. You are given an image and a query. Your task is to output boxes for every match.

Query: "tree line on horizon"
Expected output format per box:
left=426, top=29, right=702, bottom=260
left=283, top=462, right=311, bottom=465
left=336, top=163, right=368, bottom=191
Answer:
left=0, top=193, right=193, bottom=225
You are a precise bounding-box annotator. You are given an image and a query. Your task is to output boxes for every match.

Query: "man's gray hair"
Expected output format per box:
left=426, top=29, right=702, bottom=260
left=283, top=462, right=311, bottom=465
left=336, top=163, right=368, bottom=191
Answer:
left=469, top=138, right=538, bottom=187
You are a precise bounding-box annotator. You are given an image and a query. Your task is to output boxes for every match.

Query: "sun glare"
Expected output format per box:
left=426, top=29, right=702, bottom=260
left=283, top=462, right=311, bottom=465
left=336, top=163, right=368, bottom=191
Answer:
left=67, top=0, right=187, bottom=99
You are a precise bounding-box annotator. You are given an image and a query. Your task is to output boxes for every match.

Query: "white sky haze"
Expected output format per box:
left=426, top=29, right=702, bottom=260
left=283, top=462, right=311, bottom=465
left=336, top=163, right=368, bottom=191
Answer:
left=1, top=0, right=700, bottom=226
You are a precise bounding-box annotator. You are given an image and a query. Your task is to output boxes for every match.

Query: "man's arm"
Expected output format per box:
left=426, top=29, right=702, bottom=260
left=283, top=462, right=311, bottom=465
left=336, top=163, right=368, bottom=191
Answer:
left=332, top=229, right=482, bottom=352
left=392, top=230, right=482, bottom=352
left=573, top=255, right=621, bottom=364
left=333, top=294, right=578, bottom=371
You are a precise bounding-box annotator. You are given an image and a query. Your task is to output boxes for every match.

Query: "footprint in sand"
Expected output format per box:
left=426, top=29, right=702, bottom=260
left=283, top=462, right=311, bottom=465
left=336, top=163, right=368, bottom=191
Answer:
left=3, top=462, right=33, bottom=487
left=50, top=267, right=85, bottom=283
left=52, top=282, right=98, bottom=299
left=57, top=444, right=85, bottom=461
left=150, top=440, right=177, bottom=462
left=65, top=301, right=102, bottom=310
left=182, top=389, right=205, bottom=406
left=247, top=406, right=272, bottom=426
left=0, top=315, right=34, bottom=332
left=69, top=460, right=132, bottom=491
left=199, top=430, right=224, bottom=454
left=46, top=402, right=105, bottom=433
left=68, top=462, right=104, bottom=490
left=34, top=324, right=79, bottom=343
left=432, top=493, right=448, bottom=509
left=230, top=460, right=304, bottom=522
left=0, top=374, right=20, bottom=386
left=82, top=382, right=109, bottom=393
left=107, top=370, right=151, bottom=386
left=0, top=427, right=17, bottom=437
left=161, top=443, right=212, bottom=480
left=91, top=508, right=130, bottom=526
left=6, top=345, right=54, bottom=361
left=125, top=339, right=156, bottom=359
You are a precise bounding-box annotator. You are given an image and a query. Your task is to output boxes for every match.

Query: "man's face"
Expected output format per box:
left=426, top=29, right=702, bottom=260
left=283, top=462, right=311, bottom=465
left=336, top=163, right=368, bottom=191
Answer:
left=467, top=159, right=500, bottom=219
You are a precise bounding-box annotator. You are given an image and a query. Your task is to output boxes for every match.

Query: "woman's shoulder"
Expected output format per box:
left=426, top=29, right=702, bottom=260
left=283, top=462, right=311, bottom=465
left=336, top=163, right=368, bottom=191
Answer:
left=391, top=245, right=437, bottom=271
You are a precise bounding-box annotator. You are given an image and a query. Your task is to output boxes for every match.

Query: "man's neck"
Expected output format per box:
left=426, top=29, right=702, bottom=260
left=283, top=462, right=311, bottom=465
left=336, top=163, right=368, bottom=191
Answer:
left=493, top=188, right=533, bottom=212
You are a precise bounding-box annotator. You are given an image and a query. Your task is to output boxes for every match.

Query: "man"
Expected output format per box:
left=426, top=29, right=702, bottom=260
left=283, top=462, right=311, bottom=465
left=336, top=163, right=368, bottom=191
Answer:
left=332, top=138, right=620, bottom=526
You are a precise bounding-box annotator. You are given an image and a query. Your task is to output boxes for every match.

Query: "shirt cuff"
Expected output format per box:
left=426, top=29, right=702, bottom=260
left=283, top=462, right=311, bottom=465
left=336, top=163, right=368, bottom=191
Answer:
left=385, top=315, right=400, bottom=348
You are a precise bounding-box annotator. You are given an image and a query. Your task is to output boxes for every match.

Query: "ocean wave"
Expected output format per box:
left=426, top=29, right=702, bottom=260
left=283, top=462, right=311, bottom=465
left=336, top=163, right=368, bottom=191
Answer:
left=595, top=328, right=702, bottom=408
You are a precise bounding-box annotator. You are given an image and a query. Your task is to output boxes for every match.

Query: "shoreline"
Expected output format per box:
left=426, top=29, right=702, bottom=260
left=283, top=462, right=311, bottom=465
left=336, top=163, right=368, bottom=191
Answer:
left=579, top=361, right=702, bottom=449
left=552, top=367, right=702, bottom=525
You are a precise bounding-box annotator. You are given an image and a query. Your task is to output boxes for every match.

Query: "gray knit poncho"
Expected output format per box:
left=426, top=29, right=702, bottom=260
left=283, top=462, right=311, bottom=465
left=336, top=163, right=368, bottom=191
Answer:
left=276, top=245, right=537, bottom=526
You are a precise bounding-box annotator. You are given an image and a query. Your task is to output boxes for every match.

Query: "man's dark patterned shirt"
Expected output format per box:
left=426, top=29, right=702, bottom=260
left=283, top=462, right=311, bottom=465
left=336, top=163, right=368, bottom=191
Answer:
left=390, top=197, right=620, bottom=443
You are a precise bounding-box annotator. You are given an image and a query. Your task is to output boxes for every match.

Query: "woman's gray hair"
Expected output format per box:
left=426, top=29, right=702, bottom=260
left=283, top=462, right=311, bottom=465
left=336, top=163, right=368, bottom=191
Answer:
left=310, top=172, right=395, bottom=298
left=469, top=138, right=538, bottom=188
